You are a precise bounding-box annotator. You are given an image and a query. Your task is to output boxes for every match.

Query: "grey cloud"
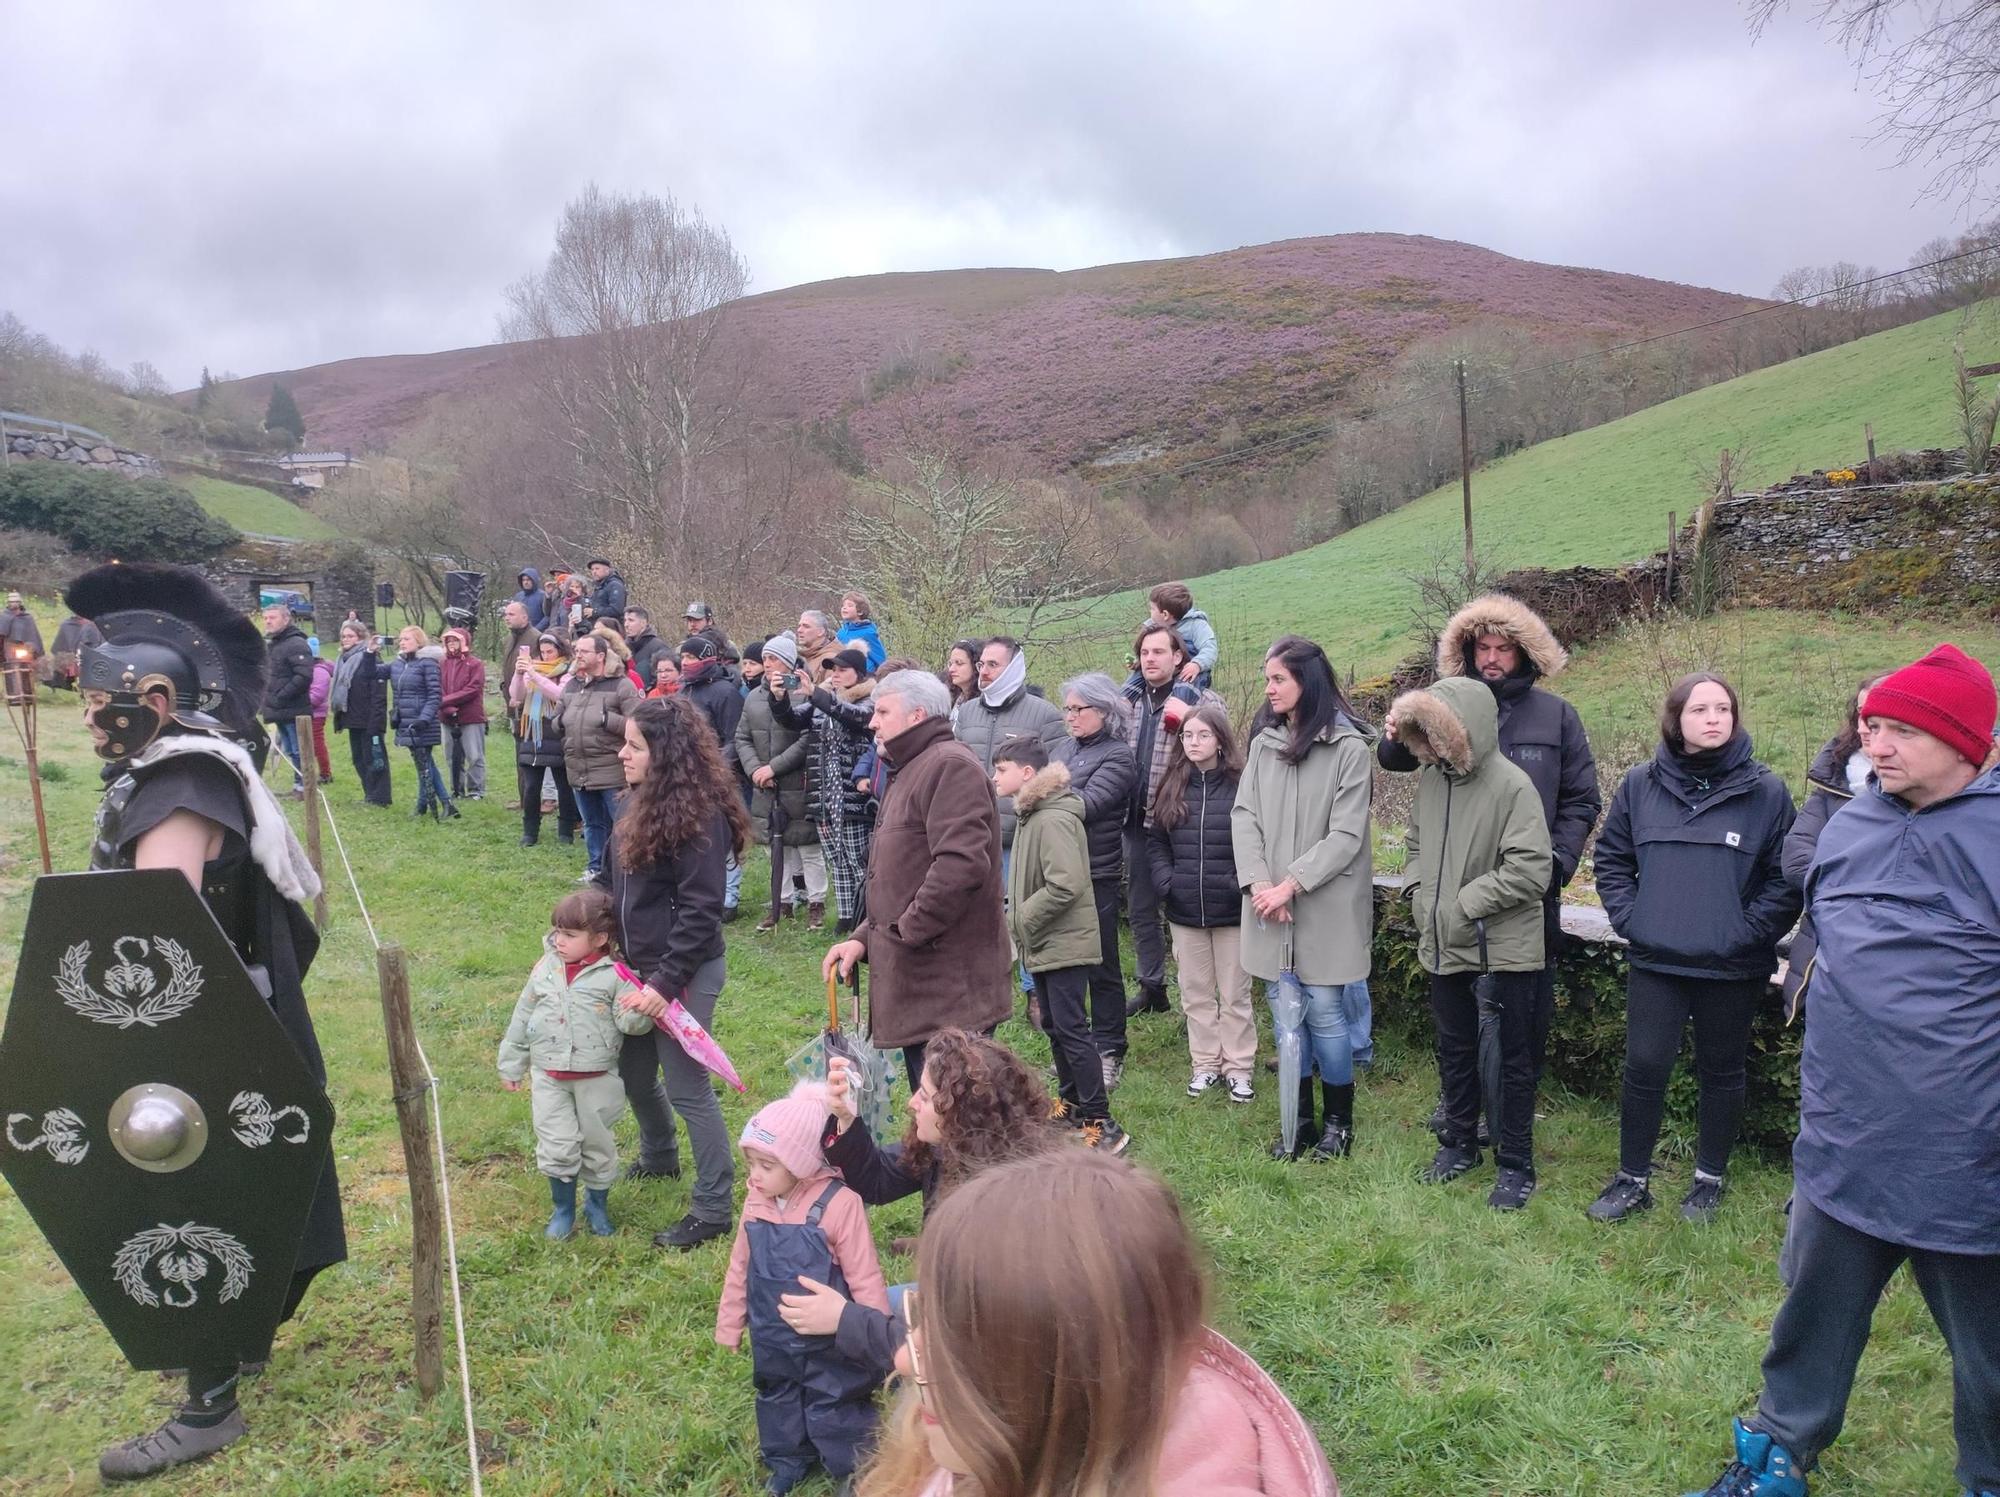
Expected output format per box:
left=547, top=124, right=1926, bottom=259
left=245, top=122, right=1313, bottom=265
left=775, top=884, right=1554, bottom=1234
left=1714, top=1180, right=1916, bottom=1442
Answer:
left=0, top=0, right=1961, bottom=386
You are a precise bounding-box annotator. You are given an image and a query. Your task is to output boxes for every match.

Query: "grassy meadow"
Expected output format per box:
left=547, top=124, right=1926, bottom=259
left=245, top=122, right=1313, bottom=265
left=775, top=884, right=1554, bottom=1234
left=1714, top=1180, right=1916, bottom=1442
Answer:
left=0, top=680, right=1968, bottom=1496
left=176, top=472, right=344, bottom=542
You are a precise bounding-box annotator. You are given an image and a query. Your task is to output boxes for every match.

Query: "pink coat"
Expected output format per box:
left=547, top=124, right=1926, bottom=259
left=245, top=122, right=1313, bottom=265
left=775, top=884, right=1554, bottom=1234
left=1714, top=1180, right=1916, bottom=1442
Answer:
left=715, top=1168, right=891, bottom=1347
left=914, top=1328, right=1336, bottom=1497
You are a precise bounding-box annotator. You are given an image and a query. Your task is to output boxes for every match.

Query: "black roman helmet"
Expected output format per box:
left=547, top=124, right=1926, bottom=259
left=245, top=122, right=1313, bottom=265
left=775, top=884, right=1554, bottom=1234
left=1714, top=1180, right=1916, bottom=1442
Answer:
left=66, top=564, right=269, bottom=763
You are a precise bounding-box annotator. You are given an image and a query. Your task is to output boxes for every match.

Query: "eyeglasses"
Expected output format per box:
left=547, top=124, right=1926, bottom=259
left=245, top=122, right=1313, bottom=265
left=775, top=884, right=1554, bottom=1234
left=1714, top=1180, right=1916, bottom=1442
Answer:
left=1061, top=704, right=1098, bottom=716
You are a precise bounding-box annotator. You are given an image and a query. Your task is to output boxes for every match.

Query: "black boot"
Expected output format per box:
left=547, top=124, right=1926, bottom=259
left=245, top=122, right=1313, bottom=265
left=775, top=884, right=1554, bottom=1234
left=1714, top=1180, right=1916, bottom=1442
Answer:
left=1269, top=1076, right=1320, bottom=1161
left=1124, top=980, right=1170, bottom=1019
left=1311, top=1082, right=1355, bottom=1160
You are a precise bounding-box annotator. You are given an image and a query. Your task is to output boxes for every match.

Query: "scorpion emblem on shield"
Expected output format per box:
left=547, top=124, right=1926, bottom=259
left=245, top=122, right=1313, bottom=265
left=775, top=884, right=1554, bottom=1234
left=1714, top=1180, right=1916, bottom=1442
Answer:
left=227, top=1091, right=311, bottom=1148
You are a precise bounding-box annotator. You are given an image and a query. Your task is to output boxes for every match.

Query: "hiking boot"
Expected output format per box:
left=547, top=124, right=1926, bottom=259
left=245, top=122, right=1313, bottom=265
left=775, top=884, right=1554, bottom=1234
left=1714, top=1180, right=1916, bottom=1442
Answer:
left=546, top=1177, right=577, bottom=1240
left=1681, top=1172, right=1727, bottom=1223
left=1269, top=1122, right=1320, bottom=1162
left=1587, top=1171, right=1655, bottom=1224
left=1227, top=1076, right=1255, bottom=1104
left=755, top=907, right=786, bottom=933
left=1100, top=1053, right=1124, bottom=1093
left=581, top=1186, right=614, bottom=1237
left=1681, top=1418, right=1807, bottom=1496
left=806, top=901, right=826, bottom=931
left=653, top=1212, right=729, bottom=1251
left=1124, top=981, right=1170, bottom=1018
left=1488, top=1166, right=1537, bottom=1211
left=1421, top=1141, right=1482, bottom=1183
left=721, top=904, right=741, bottom=924
left=1310, top=1123, right=1353, bottom=1161
left=100, top=1405, right=247, bottom=1481
left=624, top=1158, right=682, bottom=1182
left=1080, top=1118, right=1130, bottom=1155
left=1186, top=1071, right=1221, bottom=1098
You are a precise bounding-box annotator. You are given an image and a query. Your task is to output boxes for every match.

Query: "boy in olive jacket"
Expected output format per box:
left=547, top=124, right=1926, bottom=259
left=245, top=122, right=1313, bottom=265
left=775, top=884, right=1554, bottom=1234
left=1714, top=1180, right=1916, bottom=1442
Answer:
left=995, top=738, right=1131, bottom=1154
left=1387, top=675, right=1553, bottom=1211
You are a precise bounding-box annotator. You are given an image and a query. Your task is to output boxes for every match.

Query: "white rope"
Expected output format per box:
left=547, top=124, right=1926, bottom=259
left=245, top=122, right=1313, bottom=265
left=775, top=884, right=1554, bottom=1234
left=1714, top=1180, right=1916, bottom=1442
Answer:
left=284, top=734, right=485, bottom=1496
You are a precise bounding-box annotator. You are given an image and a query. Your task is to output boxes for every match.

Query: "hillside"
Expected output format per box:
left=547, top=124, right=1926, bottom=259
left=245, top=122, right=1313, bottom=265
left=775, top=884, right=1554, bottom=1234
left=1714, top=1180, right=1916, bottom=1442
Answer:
left=211, top=234, right=1758, bottom=466
left=1067, top=300, right=1996, bottom=684
left=176, top=470, right=342, bottom=540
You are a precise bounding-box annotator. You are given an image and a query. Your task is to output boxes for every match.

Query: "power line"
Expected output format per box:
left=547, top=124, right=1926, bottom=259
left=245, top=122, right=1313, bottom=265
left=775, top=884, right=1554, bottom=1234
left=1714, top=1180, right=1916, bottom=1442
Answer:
left=1094, top=241, right=2000, bottom=492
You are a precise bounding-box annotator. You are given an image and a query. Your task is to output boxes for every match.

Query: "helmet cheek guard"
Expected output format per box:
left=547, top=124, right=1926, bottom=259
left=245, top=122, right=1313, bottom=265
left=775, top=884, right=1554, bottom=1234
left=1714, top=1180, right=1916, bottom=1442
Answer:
left=85, top=676, right=176, bottom=764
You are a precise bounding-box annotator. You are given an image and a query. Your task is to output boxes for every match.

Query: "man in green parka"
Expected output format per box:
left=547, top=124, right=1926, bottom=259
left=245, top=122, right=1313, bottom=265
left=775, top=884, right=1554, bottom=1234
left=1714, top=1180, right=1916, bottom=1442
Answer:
left=1386, top=674, right=1552, bottom=1211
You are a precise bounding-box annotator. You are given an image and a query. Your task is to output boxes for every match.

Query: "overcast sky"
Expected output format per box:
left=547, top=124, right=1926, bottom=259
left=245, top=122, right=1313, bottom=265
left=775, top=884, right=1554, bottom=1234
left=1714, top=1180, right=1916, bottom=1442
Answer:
left=0, top=0, right=1969, bottom=387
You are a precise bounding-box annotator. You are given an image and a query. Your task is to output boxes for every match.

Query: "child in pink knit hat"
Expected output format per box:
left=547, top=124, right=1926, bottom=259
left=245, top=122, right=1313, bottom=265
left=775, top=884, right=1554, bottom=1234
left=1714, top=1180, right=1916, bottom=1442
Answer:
left=716, top=1080, right=890, bottom=1495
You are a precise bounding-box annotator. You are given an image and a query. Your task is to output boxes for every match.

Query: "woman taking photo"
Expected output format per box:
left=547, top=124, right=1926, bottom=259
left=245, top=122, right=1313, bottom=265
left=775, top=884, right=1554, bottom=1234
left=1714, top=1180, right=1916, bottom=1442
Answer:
left=855, top=1150, right=1336, bottom=1497
left=776, top=646, right=878, bottom=930
left=390, top=626, right=458, bottom=820
left=523, top=631, right=638, bottom=882
left=1233, top=635, right=1376, bottom=1162
left=1056, top=673, right=1138, bottom=1090
left=601, top=695, right=748, bottom=1251
left=1588, top=672, right=1799, bottom=1224
left=1147, top=702, right=1255, bottom=1103
left=508, top=633, right=580, bottom=848
left=328, top=620, right=392, bottom=806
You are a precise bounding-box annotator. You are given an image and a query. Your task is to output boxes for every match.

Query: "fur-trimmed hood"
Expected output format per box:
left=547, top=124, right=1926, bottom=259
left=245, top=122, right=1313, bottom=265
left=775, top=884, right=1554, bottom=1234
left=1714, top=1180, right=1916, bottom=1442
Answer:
left=1389, top=675, right=1500, bottom=777
left=1437, top=593, right=1567, bottom=681
left=592, top=621, right=632, bottom=662
left=1010, top=759, right=1077, bottom=816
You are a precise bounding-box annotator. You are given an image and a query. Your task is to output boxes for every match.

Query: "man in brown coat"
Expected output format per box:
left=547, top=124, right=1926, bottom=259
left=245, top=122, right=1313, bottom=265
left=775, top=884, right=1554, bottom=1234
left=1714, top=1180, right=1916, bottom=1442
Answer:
left=823, top=669, right=1010, bottom=1085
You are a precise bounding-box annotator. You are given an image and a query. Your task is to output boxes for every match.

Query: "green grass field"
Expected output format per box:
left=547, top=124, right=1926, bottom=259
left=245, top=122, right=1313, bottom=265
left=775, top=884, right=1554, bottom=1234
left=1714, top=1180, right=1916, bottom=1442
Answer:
left=1064, top=300, right=1997, bottom=683
left=177, top=472, right=344, bottom=541
left=0, top=690, right=1967, bottom=1495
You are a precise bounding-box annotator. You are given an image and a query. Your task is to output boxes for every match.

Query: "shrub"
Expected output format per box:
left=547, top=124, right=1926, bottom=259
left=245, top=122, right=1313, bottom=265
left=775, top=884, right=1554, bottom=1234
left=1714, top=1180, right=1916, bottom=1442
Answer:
left=1369, top=885, right=1802, bottom=1153
left=0, top=525, right=83, bottom=587
left=0, top=464, right=239, bottom=563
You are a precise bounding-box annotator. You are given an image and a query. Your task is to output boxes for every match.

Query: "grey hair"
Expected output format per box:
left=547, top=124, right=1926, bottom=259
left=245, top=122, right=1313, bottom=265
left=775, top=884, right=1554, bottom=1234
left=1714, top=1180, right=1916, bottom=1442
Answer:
left=1060, top=671, right=1132, bottom=735
left=875, top=668, right=949, bottom=719
left=800, top=608, right=835, bottom=636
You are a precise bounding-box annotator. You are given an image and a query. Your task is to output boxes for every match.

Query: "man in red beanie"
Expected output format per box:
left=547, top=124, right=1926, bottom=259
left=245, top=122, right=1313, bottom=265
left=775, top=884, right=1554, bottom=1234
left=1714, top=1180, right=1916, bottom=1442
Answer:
left=1680, top=641, right=2000, bottom=1497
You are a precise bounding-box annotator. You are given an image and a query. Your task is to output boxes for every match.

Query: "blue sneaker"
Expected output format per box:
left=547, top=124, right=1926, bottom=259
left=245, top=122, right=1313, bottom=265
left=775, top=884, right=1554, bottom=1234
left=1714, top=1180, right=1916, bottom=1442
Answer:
left=1684, top=1419, right=1806, bottom=1496
left=545, top=1177, right=577, bottom=1240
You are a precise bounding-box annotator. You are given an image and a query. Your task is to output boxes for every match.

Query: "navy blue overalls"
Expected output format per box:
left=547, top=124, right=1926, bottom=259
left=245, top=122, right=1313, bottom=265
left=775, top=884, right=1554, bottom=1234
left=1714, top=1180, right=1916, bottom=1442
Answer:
left=746, top=1179, right=884, bottom=1491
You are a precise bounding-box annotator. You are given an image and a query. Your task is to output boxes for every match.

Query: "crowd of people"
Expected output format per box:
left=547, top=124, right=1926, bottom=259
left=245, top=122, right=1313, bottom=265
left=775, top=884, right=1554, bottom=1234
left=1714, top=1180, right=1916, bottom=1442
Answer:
left=11, top=556, right=1996, bottom=1496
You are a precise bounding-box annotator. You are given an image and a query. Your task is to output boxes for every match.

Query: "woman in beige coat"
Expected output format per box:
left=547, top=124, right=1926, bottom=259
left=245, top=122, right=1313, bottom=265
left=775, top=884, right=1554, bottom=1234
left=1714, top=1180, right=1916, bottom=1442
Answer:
left=1232, top=635, right=1376, bottom=1162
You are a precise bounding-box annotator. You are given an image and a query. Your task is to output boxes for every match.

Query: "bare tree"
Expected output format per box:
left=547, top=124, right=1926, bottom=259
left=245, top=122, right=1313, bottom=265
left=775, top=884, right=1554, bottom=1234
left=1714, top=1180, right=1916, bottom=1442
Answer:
left=501, top=184, right=750, bottom=591
left=1752, top=1, right=2000, bottom=213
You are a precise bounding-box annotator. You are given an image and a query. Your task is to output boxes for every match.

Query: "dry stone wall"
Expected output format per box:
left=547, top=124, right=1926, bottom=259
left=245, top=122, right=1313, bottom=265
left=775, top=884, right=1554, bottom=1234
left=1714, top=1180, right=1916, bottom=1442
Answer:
left=3, top=431, right=163, bottom=476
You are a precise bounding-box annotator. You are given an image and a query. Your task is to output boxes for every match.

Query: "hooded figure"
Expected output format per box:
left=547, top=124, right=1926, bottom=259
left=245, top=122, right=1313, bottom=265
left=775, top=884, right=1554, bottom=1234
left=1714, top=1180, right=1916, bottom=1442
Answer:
left=64, top=563, right=346, bottom=1481
left=1388, top=674, right=1552, bottom=1209
left=512, top=567, right=549, bottom=630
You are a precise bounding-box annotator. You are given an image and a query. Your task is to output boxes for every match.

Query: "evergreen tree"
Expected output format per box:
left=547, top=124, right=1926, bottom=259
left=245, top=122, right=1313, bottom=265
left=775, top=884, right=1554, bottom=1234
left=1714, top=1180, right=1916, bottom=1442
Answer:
left=264, top=383, right=306, bottom=446
left=195, top=367, right=216, bottom=412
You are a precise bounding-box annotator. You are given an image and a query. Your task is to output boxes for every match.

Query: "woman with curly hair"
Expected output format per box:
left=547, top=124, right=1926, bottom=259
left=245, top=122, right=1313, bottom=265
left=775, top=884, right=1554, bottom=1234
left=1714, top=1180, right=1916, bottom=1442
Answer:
left=597, top=695, right=751, bottom=1252
left=773, top=1029, right=1058, bottom=1374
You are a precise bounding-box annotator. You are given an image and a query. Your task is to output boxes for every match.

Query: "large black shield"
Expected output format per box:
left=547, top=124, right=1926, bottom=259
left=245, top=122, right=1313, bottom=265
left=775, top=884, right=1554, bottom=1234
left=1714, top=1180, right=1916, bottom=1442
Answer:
left=0, top=870, right=335, bottom=1371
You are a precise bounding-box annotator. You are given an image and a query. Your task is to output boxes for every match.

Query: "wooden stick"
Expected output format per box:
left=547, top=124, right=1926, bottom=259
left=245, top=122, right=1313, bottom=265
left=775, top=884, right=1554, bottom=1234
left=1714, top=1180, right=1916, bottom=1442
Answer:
left=376, top=943, right=444, bottom=1400
left=1864, top=422, right=1876, bottom=466
left=1665, top=511, right=1677, bottom=602
left=295, top=713, right=328, bottom=930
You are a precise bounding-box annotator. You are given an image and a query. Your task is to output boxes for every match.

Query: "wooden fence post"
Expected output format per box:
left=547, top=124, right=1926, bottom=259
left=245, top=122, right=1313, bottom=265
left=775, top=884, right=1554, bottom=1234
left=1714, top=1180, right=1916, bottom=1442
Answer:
left=294, top=713, right=328, bottom=930
left=1864, top=422, right=1877, bottom=467
left=377, top=943, right=445, bottom=1400
left=1665, top=511, right=1677, bottom=601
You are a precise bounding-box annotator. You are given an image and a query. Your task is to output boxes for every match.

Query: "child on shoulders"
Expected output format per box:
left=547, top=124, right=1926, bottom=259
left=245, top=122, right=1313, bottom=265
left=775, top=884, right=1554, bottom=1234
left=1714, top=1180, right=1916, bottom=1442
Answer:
left=717, top=1081, right=890, bottom=1496
left=497, top=888, right=654, bottom=1239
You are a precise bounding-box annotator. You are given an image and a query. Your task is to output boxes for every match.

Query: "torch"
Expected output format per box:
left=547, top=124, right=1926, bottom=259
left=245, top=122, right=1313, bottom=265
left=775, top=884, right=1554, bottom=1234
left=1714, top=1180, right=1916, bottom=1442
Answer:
left=3, top=643, right=52, bottom=875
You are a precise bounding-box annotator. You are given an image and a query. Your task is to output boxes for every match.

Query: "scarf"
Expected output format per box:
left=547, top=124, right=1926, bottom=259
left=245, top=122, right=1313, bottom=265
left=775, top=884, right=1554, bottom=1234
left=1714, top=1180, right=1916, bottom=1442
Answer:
left=330, top=644, right=365, bottom=714
left=520, top=659, right=568, bottom=746
left=1843, top=748, right=1872, bottom=797
left=979, top=648, right=1027, bottom=710
left=127, top=734, right=321, bottom=904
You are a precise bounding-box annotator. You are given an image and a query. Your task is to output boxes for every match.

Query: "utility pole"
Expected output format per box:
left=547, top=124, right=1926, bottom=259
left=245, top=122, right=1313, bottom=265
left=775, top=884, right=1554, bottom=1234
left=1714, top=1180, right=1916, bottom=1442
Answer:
left=1456, top=359, right=1475, bottom=585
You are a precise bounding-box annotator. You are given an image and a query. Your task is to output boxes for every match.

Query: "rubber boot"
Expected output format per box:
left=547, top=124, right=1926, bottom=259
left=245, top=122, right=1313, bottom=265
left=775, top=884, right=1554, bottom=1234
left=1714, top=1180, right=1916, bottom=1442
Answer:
left=1312, top=1081, right=1354, bottom=1160
left=1681, top=1418, right=1806, bottom=1497
left=582, top=1186, right=614, bottom=1237
left=545, top=1176, right=577, bottom=1240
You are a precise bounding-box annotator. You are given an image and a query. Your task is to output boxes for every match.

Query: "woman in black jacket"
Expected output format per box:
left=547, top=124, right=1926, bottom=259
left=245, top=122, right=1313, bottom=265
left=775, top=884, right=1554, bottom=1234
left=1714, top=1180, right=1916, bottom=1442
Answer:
left=1145, top=702, right=1255, bottom=1104
left=1588, top=673, right=1799, bottom=1224
left=389, top=627, right=457, bottom=820
left=329, top=621, right=393, bottom=806
left=1057, top=672, right=1138, bottom=1090
left=599, top=695, right=749, bottom=1252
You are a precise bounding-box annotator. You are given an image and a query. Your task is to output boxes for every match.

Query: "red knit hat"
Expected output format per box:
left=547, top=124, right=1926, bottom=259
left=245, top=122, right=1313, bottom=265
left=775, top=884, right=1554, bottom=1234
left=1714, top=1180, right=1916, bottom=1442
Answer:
left=1862, top=643, right=1997, bottom=767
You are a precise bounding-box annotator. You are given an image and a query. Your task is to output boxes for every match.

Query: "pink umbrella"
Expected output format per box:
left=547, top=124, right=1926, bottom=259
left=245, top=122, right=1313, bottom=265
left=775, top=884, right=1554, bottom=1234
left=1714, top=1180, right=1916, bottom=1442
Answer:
left=614, top=962, right=746, bottom=1093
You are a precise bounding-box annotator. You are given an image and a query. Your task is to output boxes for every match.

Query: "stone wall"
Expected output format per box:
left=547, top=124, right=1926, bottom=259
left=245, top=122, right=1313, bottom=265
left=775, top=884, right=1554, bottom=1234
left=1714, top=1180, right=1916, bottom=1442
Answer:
left=1707, top=476, right=2000, bottom=613
left=199, top=536, right=378, bottom=634
left=3, top=431, right=163, bottom=476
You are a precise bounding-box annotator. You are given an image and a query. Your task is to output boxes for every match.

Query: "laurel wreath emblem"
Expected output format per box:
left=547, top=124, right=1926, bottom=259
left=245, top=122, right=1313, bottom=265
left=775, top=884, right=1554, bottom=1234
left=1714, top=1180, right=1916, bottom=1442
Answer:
left=112, top=1222, right=254, bottom=1309
left=55, top=938, right=203, bottom=1028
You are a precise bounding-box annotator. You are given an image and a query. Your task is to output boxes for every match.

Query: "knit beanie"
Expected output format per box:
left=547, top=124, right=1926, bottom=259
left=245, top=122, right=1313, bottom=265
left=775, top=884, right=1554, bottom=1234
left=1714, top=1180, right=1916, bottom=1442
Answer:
left=739, top=1080, right=830, bottom=1181
left=679, top=634, right=719, bottom=663
left=1862, top=642, right=1997, bottom=767
left=760, top=632, right=800, bottom=668
left=829, top=647, right=870, bottom=677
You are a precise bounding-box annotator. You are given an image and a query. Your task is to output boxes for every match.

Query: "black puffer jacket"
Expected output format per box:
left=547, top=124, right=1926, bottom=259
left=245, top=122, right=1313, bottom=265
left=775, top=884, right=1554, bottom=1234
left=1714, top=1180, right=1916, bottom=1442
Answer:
left=388, top=650, right=442, bottom=749
left=776, top=682, right=875, bottom=824
left=1778, top=735, right=1866, bottom=1012
left=1056, top=728, right=1136, bottom=881
left=263, top=624, right=318, bottom=724
left=594, top=811, right=729, bottom=995
left=1145, top=766, right=1241, bottom=928
left=1593, top=733, right=1800, bottom=980
left=680, top=661, right=743, bottom=752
